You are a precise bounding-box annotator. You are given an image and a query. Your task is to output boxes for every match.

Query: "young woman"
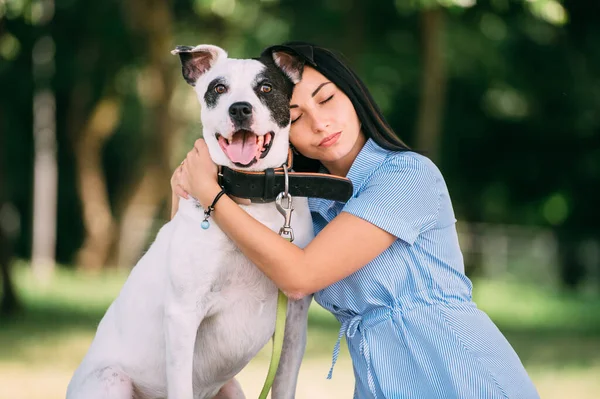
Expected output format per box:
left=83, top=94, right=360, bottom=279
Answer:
left=172, top=42, right=540, bottom=399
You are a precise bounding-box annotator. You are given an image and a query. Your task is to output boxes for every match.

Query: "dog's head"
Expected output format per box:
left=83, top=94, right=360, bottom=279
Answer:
left=172, top=44, right=305, bottom=171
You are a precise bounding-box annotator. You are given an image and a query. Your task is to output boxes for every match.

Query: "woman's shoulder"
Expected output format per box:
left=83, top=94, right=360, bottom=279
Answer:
left=370, top=142, right=442, bottom=182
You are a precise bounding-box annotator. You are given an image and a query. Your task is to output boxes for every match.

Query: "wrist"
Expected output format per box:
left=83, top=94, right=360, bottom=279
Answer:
left=200, top=184, right=224, bottom=208
left=200, top=188, right=227, bottom=230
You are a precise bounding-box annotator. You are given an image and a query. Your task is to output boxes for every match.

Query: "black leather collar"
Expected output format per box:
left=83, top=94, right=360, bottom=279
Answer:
left=218, top=151, right=353, bottom=203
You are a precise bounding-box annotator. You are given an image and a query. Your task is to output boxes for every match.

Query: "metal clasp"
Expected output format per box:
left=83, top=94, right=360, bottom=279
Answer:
left=275, top=164, right=294, bottom=242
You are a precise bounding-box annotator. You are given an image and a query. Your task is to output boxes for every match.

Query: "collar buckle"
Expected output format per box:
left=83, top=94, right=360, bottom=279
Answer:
left=275, top=164, right=294, bottom=242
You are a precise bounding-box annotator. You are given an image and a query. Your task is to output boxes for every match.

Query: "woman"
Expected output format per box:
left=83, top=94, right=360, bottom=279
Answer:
left=173, top=42, right=540, bottom=399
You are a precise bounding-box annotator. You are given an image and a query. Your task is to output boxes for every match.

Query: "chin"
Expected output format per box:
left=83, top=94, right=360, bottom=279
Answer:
left=319, top=143, right=353, bottom=161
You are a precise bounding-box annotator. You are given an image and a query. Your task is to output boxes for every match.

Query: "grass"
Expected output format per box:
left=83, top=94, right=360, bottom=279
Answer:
left=1, top=264, right=599, bottom=398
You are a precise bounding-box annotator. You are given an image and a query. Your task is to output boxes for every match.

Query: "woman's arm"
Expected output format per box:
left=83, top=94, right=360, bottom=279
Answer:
left=212, top=196, right=396, bottom=299
left=176, top=139, right=396, bottom=299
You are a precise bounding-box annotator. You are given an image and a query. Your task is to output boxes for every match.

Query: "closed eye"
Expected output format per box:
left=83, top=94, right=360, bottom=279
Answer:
left=291, top=94, right=333, bottom=124
left=320, top=95, right=334, bottom=104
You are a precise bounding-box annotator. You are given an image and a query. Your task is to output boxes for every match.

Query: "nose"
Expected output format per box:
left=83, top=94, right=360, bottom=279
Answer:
left=309, top=112, right=329, bottom=133
left=229, top=102, right=253, bottom=121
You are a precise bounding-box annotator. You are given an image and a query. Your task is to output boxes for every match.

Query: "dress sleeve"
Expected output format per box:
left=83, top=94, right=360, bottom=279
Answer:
left=341, top=154, right=441, bottom=245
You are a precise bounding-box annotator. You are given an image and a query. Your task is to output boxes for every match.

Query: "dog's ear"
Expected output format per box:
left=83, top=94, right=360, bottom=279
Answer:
left=271, top=50, right=305, bottom=84
left=171, top=45, right=228, bottom=86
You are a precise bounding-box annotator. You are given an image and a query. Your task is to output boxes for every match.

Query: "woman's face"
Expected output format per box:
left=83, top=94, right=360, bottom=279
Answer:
left=289, top=66, right=362, bottom=163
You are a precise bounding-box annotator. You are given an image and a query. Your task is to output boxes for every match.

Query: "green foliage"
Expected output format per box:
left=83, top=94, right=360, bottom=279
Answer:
left=1, top=0, right=598, bottom=267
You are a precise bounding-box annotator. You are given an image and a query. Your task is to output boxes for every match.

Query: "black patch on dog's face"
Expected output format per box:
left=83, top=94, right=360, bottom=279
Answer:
left=204, top=77, right=227, bottom=109
left=254, top=58, right=295, bottom=128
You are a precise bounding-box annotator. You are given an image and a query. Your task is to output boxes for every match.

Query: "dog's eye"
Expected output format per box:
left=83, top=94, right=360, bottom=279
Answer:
left=260, top=84, right=272, bottom=93
left=215, top=84, right=227, bottom=94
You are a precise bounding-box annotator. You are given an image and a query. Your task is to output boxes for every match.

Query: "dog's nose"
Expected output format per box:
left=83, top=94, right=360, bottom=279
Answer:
left=229, top=102, right=253, bottom=121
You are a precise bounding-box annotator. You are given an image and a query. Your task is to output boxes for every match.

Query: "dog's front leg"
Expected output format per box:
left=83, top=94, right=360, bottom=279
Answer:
left=164, top=273, right=205, bottom=399
left=271, top=295, right=312, bottom=399
left=212, top=378, right=245, bottom=399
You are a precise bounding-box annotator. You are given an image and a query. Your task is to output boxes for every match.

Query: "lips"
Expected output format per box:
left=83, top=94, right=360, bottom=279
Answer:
left=216, top=130, right=273, bottom=167
left=319, top=132, right=341, bottom=147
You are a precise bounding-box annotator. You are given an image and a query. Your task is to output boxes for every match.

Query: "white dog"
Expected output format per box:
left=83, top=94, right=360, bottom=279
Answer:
left=66, top=44, right=314, bottom=399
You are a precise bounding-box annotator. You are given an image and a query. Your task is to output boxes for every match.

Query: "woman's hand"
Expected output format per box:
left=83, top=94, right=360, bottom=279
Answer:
left=171, top=162, right=189, bottom=200
left=177, top=138, right=222, bottom=208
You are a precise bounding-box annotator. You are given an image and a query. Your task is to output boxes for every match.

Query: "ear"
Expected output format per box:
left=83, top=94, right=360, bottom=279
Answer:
left=171, top=45, right=228, bottom=86
left=271, top=50, right=305, bottom=84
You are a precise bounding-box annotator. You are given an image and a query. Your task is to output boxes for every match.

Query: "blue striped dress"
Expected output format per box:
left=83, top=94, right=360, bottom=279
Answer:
left=308, top=139, right=540, bottom=399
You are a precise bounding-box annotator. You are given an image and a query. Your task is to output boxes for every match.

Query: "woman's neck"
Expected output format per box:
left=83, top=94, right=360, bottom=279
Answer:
left=321, top=132, right=367, bottom=177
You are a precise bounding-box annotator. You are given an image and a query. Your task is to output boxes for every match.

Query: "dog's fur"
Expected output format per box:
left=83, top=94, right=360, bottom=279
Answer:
left=66, top=45, right=313, bottom=399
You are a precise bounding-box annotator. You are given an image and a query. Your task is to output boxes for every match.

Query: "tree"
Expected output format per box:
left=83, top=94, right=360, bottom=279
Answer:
left=113, top=0, right=179, bottom=269
left=0, top=109, right=21, bottom=316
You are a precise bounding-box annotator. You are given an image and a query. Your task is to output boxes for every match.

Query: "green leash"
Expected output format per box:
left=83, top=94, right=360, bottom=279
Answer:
left=257, top=170, right=295, bottom=399
left=257, top=289, right=288, bottom=399
left=258, top=184, right=294, bottom=399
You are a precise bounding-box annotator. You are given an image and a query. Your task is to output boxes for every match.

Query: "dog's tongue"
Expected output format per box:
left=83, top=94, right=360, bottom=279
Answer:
left=225, top=130, right=258, bottom=165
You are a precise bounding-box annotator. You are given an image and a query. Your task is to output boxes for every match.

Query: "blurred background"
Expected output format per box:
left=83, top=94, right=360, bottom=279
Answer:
left=1, top=0, right=599, bottom=398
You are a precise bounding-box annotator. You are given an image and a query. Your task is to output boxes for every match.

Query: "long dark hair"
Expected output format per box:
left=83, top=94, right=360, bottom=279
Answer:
left=261, top=41, right=411, bottom=172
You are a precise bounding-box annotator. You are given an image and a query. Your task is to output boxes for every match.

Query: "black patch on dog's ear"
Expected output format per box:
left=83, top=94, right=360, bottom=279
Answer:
left=254, top=59, right=295, bottom=128
left=171, top=45, right=227, bottom=86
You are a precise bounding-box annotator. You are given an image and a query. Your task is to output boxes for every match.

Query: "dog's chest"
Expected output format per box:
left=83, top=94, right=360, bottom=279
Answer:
left=204, top=248, right=276, bottom=314
left=173, top=199, right=289, bottom=308
left=173, top=196, right=313, bottom=301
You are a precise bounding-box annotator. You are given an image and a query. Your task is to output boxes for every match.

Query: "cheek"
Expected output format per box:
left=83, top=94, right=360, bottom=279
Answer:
left=290, top=126, right=311, bottom=150
left=339, top=100, right=357, bottom=123
left=338, top=103, right=360, bottom=132
left=289, top=128, right=304, bottom=147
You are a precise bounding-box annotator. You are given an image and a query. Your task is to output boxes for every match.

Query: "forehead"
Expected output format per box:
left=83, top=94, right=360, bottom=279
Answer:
left=292, top=66, right=331, bottom=99
left=199, top=58, right=266, bottom=87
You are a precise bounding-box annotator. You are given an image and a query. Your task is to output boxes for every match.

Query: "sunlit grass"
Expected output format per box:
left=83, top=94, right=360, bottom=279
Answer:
left=1, top=264, right=599, bottom=398
left=472, top=277, right=600, bottom=334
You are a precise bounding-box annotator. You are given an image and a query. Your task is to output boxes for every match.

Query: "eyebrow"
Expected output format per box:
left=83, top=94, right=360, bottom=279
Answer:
left=290, top=81, right=332, bottom=109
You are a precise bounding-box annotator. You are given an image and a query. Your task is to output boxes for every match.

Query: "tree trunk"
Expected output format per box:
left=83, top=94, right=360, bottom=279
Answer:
left=0, top=109, right=21, bottom=316
left=115, top=164, right=171, bottom=268
left=0, top=207, right=20, bottom=317
left=31, top=32, right=59, bottom=283
left=415, top=7, right=447, bottom=162
left=557, top=229, right=586, bottom=290
left=74, top=97, right=121, bottom=271
left=113, top=0, right=178, bottom=268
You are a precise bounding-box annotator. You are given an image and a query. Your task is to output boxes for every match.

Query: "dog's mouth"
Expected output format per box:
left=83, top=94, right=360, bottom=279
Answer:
left=216, top=130, right=274, bottom=168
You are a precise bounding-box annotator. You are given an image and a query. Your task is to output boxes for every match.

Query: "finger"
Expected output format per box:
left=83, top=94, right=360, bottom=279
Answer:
left=179, top=166, right=194, bottom=190
left=179, top=164, right=188, bottom=181
left=194, top=138, right=206, bottom=148
left=172, top=166, right=183, bottom=184
left=194, top=138, right=206, bottom=153
left=175, top=185, right=189, bottom=199
left=185, top=149, right=197, bottom=164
